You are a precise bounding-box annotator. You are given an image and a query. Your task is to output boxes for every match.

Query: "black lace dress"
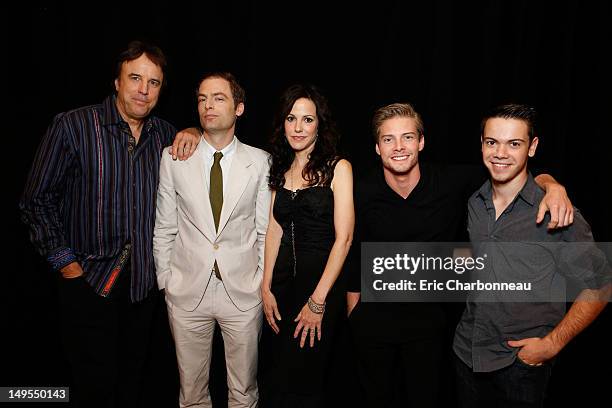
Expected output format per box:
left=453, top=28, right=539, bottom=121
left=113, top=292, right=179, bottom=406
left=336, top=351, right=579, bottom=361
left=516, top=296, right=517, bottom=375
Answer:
left=259, top=186, right=344, bottom=406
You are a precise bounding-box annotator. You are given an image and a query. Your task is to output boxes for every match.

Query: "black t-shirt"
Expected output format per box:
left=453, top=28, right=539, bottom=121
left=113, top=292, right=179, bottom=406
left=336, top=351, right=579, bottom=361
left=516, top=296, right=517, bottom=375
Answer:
left=348, top=162, right=485, bottom=338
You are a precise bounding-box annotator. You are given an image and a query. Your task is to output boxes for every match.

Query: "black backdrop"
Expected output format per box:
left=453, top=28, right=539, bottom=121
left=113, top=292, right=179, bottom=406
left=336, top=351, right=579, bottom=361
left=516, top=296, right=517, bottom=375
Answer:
left=6, top=1, right=611, bottom=406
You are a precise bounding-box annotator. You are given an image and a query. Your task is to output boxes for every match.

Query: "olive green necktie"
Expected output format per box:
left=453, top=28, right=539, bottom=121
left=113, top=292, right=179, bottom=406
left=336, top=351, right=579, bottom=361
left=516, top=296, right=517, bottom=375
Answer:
left=210, top=151, right=223, bottom=230
left=210, top=151, right=223, bottom=279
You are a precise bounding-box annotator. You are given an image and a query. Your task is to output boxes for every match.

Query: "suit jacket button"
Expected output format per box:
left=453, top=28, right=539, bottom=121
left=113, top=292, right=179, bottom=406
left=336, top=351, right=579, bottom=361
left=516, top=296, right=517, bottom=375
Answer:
left=213, top=244, right=219, bottom=250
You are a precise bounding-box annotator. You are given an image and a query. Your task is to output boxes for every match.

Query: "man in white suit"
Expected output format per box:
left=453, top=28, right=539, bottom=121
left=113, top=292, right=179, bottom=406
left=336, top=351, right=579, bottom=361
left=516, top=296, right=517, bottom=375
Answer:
left=154, top=72, right=271, bottom=408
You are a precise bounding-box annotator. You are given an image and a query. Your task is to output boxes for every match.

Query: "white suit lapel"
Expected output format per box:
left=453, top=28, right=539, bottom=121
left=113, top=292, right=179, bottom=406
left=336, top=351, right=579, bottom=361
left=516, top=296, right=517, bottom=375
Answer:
left=217, top=139, right=252, bottom=236
left=185, top=140, right=217, bottom=240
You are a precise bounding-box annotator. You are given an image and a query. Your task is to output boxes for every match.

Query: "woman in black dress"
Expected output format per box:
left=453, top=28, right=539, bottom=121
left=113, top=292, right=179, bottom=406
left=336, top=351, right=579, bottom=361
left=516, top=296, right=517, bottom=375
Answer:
left=259, top=84, right=354, bottom=407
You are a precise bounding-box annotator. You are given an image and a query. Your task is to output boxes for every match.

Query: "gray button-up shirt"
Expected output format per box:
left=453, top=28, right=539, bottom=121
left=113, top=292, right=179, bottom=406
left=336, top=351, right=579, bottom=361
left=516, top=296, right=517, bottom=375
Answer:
left=453, top=173, right=611, bottom=372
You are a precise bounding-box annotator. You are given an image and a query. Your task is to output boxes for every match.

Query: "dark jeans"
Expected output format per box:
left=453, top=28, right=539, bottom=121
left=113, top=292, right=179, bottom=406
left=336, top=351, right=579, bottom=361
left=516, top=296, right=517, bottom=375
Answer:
left=454, top=353, right=553, bottom=408
left=57, top=268, right=157, bottom=408
left=350, top=332, right=443, bottom=408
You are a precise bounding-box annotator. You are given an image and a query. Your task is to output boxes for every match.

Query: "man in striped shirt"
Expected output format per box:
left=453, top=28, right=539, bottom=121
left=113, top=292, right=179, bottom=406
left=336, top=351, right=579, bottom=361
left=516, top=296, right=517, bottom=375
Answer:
left=20, top=40, right=199, bottom=408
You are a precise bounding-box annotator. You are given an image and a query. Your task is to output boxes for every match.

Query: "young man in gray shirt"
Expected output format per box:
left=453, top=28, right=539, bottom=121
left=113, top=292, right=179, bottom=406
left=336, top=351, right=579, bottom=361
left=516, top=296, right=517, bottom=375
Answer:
left=453, top=104, right=611, bottom=407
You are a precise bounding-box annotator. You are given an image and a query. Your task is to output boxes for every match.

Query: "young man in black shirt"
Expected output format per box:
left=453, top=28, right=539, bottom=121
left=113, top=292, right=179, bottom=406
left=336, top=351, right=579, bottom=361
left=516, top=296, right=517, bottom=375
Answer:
left=346, top=103, right=573, bottom=407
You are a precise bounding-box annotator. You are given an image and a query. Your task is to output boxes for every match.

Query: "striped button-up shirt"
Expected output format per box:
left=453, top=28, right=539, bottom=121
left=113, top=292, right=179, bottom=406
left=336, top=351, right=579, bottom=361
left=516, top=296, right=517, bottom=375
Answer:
left=20, top=94, right=176, bottom=302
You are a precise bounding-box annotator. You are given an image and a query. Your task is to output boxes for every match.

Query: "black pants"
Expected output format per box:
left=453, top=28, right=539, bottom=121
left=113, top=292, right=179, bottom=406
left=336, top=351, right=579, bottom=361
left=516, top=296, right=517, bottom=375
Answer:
left=454, top=354, right=553, bottom=408
left=351, top=332, right=443, bottom=408
left=57, top=268, right=157, bottom=408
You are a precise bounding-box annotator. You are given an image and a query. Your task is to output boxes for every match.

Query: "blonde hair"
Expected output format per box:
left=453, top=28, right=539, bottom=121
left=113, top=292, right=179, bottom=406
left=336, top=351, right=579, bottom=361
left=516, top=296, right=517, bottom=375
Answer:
left=372, top=103, right=424, bottom=142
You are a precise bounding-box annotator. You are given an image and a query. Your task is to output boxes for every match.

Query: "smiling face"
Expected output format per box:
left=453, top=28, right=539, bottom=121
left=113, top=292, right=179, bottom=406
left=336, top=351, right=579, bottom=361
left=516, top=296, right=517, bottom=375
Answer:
left=482, top=117, right=539, bottom=185
left=197, top=77, right=244, bottom=135
left=284, top=97, right=318, bottom=154
left=114, top=53, right=163, bottom=123
left=375, top=116, right=424, bottom=176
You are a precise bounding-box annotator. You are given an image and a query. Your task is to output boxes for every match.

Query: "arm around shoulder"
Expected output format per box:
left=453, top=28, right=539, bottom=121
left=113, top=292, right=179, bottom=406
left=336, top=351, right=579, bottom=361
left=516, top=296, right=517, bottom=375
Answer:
left=533, top=173, right=574, bottom=228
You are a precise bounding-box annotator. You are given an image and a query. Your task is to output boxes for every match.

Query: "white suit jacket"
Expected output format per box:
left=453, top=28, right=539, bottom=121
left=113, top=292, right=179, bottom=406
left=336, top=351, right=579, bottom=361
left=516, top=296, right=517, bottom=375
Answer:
left=153, top=137, right=271, bottom=312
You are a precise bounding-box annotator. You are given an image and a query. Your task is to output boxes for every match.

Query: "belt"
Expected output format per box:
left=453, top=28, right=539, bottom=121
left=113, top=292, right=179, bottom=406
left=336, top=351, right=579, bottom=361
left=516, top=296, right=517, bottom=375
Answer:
left=213, top=261, right=222, bottom=280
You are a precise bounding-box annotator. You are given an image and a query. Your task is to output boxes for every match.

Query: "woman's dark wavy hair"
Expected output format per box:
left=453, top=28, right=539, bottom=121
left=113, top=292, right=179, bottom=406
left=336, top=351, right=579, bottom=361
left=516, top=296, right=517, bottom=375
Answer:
left=268, top=84, right=341, bottom=190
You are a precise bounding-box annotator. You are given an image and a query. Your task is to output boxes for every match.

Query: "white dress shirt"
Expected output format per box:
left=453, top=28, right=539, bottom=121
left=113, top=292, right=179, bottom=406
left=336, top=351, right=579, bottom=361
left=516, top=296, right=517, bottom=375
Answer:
left=200, top=135, right=237, bottom=195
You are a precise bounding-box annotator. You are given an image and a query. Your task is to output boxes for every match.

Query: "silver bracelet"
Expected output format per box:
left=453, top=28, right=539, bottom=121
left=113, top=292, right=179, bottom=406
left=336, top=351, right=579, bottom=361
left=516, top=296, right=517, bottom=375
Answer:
left=307, top=296, right=326, bottom=314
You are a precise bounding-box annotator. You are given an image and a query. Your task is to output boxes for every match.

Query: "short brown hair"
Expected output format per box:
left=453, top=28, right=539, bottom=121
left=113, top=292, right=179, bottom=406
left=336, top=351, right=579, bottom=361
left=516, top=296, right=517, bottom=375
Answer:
left=372, top=103, right=424, bottom=142
left=481, top=103, right=537, bottom=142
left=115, top=40, right=167, bottom=81
left=197, top=72, right=246, bottom=108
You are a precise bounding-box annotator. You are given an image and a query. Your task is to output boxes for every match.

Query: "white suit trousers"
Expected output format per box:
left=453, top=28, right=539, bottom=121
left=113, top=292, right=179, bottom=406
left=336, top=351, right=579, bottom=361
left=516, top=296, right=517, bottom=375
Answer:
left=167, top=273, right=262, bottom=408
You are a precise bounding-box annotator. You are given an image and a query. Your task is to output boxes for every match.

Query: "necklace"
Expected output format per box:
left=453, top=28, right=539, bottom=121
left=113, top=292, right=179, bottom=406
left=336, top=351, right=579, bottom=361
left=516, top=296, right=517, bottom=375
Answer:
left=288, top=162, right=298, bottom=276
left=289, top=162, right=298, bottom=200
